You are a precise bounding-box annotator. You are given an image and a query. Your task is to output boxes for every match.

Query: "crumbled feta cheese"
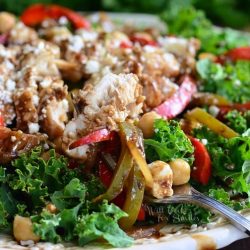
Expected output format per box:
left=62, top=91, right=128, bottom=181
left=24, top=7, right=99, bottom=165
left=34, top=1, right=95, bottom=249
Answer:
left=32, top=95, right=39, bottom=106
left=201, top=139, right=208, bottom=145
left=69, top=35, right=84, bottom=52
left=85, top=60, right=100, bottom=74
left=61, top=99, right=69, bottom=111
left=28, top=123, right=40, bottom=134
left=40, top=78, right=52, bottom=88
left=143, top=45, right=157, bottom=53
left=5, top=79, right=16, bottom=91
left=5, top=60, right=14, bottom=70
left=10, top=136, right=16, bottom=142
left=58, top=16, right=68, bottom=25
left=208, top=105, right=220, bottom=117
left=102, top=21, right=113, bottom=33
left=34, top=41, right=45, bottom=54
left=77, top=30, right=98, bottom=42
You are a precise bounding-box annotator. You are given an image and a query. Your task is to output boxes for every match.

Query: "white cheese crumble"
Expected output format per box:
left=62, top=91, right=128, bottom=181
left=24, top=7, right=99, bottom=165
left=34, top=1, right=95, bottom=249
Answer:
left=28, top=122, right=40, bottom=134
left=143, top=45, right=157, bottom=53
left=69, top=35, right=84, bottom=52
left=208, top=105, right=220, bottom=117
left=58, top=16, right=69, bottom=25
left=10, top=136, right=16, bottom=142
left=32, top=95, right=39, bottom=106
left=201, top=139, right=208, bottom=145
left=77, top=30, right=98, bottom=42
left=85, top=60, right=100, bottom=74
left=40, top=78, right=52, bottom=88
left=5, top=79, right=16, bottom=91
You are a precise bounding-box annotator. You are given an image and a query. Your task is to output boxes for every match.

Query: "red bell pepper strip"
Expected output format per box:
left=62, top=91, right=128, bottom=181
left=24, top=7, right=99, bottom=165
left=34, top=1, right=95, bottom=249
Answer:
left=69, top=128, right=114, bottom=150
left=98, top=160, right=113, bottom=188
left=189, top=136, right=211, bottom=185
left=218, top=102, right=250, bottom=118
left=21, top=4, right=90, bottom=29
left=120, top=41, right=133, bottom=49
left=130, top=34, right=157, bottom=47
left=0, top=113, right=4, bottom=126
left=226, top=47, right=250, bottom=61
left=137, top=207, right=146, bottom=221
left=154, top=75, right=197, bottom=119
left=20, top=4, right=48, bottom=27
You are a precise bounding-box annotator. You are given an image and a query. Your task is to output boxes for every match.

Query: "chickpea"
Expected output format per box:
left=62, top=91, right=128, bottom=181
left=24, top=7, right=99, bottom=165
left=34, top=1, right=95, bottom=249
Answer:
left=148, top=160, right=173, bottom=198
left=169, top=159, right=191, bottom=186
left=0, top=12, right=16, bottom=33
left=13, top=215, right=40, bottom=242
left=138, top=111, right=161, bottom=138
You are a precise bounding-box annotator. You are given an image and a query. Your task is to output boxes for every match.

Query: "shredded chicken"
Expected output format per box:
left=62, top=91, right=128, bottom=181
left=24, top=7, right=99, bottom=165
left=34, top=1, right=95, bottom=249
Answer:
left=62, top=72, right=144, bottom=159
left=0, top=127, right=47, bottom=164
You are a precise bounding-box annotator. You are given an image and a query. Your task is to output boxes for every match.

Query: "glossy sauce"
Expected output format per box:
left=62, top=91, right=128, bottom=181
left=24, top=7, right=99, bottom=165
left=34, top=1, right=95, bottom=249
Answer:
left=192, top=234, right=216, bottom=250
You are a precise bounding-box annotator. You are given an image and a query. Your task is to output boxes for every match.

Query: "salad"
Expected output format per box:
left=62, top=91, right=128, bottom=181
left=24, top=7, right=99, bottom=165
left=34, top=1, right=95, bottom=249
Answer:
left=0, top=3, right=250, bottom=248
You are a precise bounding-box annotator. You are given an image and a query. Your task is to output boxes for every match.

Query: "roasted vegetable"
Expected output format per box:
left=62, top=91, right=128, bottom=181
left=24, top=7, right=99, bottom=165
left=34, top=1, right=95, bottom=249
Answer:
left=119, top=165, right=145, bottom=229
left=186, top=108, right=238, bottom=138
left=154, top=75, right=197, bottom=119
left=119, top=122, right=153, bottom=189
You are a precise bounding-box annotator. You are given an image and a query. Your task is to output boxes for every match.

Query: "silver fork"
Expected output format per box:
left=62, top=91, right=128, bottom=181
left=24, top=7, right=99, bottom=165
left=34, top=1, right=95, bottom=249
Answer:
left=145, top=184, right=250, bottom=235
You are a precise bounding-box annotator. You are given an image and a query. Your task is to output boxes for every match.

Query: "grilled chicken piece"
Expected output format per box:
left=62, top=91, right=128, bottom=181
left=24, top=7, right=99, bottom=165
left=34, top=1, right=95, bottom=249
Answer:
left=38, top=80, right=69, bottom=139
left=0, top=127, right=46, bottom=164
left=63, top=73, right=144, bottom=160
left=13, top=89, right=39, bottom=133
left=8, top=22, right=38, bottom=45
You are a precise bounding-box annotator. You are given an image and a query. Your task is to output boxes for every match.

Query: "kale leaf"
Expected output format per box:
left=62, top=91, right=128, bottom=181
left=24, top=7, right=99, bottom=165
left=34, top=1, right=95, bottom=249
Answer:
left=75, top=201, right=133, bottom=248
left=208, top=188, right=249, bottom=211
left=194, top=127, right=250, bottom=197
left=197, top=59, right=250, bottom=103
left=161, top=6, right=250, bottom=54
left=225, top=110, right=248, bottom=134
left=145, top=119, right=194, bottom=164
left=1, top=147, right=131, bottom=248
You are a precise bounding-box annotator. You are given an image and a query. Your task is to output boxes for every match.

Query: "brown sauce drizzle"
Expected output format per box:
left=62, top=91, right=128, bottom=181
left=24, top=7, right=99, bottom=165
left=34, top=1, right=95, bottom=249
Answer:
left=192, top=234, right=216, bottom=250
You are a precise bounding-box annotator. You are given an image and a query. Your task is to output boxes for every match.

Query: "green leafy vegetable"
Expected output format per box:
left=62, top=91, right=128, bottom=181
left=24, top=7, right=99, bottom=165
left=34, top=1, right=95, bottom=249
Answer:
left=0, top=147, right=131, bottom=248
left=161, top=6, right=250, bottom=54
left=194, top=127, right=250, bottom=197
left=208, top=188, right=249, bottom=211
left=76, top=201, right=133, bottom=247
left=196, top=59, right=250, bottom=103
left=145, top=119, right=194, bottom=164
left=225, top=110, right=248, bottom=134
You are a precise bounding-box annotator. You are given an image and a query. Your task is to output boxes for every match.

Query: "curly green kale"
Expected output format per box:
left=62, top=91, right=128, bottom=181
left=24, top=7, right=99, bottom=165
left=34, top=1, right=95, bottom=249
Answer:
left=194, top=127, right=250, bottom=197
left=196, top=59, right=250, bottom=103
left=144, top=119, right=194, bottom=164
left=1, top=147, right=131, bottom=248
left=161, top=6, right=250, bottom=54
left=225, top=110, right=249, bottom=134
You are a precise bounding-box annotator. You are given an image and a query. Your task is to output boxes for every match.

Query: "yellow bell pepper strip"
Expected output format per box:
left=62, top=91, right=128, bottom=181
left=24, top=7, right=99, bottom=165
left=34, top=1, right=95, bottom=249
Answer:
left=93, top=139, right=133, bottom=202
left=185, top=108, right=238, bottom=138
left=119, top=165, right=145, bottom=229
left=119, top=122, right=153, bottom=189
